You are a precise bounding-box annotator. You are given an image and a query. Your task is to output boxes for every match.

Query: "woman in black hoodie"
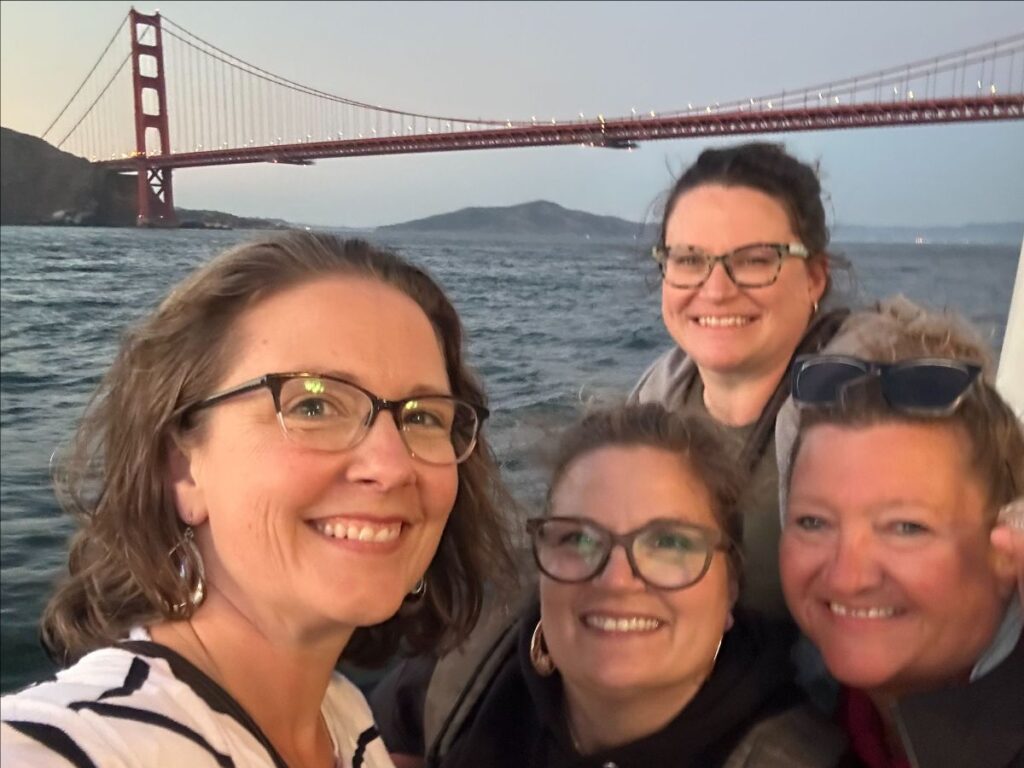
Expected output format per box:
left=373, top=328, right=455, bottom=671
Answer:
left=374, top=404, right=844, bottom=768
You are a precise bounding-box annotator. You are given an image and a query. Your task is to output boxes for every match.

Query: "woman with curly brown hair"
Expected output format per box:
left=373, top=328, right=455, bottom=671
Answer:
left=1, top=231, right=515, bottom=768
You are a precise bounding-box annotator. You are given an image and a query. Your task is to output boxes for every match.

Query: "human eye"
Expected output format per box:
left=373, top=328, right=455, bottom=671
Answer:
left=732, top=246, right=778, bottom=267
left=886, top=520, right=931, bottom=537
left=553, top=527, right=603, bottom=557
left=670, top=250, right=708, bottom=269
left=401, top=399, right=454, bottom=432
left=280, top=379, right=359, bottom=422
left=649, top=529, right=701, bottom=552
left=791, top=514, right=830, bottom=532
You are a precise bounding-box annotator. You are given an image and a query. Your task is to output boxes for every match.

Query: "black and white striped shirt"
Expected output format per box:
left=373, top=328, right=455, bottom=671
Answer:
left=1, top=635, right=392, bottom=768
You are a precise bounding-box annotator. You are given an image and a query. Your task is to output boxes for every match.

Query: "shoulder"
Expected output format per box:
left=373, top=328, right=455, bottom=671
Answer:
left=629, top=346, right=695, bottom=407
left=723, top=704, right=848, bottom=768
left=324, top=674, right=393, bottom=768
left=1, top=645, right=254, bottom=767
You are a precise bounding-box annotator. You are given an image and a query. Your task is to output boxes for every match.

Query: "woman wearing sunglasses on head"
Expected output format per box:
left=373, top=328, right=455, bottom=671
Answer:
left=632, top=141, right=849, bottom=618
left=1, top=232, right=516, bottom=767
left=383, top=404, right=845, bottom=768
left=777, top=304, right=1024, bottom=768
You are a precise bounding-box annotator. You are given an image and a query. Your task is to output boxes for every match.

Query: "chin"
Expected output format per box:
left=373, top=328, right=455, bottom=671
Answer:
left=324, top=592, right=407, bottom=629
left=821, top=654, right=905, bottom=693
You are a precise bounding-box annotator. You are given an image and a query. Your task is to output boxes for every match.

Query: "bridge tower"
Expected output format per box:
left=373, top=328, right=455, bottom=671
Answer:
left=129, top=8, right=175, bottom=226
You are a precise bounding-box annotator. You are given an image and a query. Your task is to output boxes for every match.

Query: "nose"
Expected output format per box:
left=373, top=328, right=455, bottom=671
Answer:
left=346, top=411, right=417, bottom=489
left=825, top=529, right=883, bottom=595
left=699, top=260, right=739, bottom=300
left=594, top=545, right=646, bottom=591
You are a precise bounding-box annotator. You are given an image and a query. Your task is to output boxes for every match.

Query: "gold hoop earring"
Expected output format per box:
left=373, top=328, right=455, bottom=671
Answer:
left=169, top=526, right=205, bottom=614
left=530, top=620, right=555, bottom=677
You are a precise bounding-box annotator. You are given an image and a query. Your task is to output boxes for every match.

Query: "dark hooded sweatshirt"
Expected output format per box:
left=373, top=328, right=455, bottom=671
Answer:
left=437, top=603, right=827, bottom=768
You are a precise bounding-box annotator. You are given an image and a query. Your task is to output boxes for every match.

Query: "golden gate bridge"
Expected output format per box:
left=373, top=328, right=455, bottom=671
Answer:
left=40, top=9, right=1024, bottom=226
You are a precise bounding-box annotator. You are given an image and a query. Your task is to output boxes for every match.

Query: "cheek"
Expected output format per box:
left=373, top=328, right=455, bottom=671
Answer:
left=779, top=537, right=816, bottom=597
left=661, top=285, right=690, bottom=317
left=426, top=468, right=459, bottom=521
left=538, top=582, right=576, bottom=654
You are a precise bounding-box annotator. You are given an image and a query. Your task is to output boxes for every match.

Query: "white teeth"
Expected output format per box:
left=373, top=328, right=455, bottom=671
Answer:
left=313, top=520, right=401, bottom=543
left=583, top=615, right=662, bottom=633
left=696, top=316, right=753, bottom=328
left=829, top=602, right=897, bottom=619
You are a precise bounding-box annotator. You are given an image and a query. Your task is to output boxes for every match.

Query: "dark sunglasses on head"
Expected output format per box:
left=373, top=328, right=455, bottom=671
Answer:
left=790, top=354, right=982, bottom=416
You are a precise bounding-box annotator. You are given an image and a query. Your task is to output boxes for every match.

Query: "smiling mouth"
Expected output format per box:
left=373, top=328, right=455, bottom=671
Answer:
left=581, top=614, right=664, bottom=633
left=828, top=602, right=902, bottom=620
left=310, top=519, right=403, bottom=543
left=692, top=315, right=755, bottom=328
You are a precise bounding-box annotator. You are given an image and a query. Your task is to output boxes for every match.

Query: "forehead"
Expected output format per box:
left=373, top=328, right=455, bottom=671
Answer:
left=790, top=421, right=986, bottom=521
left=226, top=275, right=449, bottom=394
left=551, top=444, right=717, bottom=531
left=666, top=184, right=795, bottom=249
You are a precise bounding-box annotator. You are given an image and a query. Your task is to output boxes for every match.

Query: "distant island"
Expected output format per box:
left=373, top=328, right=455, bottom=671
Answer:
left=380, top=201, right=1022, bottom=246
left=377, top=200, right=653, bottom=241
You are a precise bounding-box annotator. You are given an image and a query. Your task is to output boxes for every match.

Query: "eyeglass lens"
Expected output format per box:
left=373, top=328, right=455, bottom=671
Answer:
left=664, top=245, right=782, bottom=287
left=531, top=518, right=714, bottom=589
left=276, top=376, right=478, bottom=464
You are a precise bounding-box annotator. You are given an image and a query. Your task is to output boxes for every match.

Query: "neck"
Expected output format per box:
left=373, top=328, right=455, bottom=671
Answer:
left=151, top=590, right=352, bottom=767
left=698, top=357, right=791, bottom=427
left=563, top=677, right=703, bottom=755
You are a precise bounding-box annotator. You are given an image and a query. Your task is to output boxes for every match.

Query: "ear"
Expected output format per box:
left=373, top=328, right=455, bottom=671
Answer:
left=805, top=257, right=829, bottom=305
left=165, top=435, right=208, bottom=527
left=989, top=526, right=1021, bottom=598
left=725, top=576, right=739, bottom=631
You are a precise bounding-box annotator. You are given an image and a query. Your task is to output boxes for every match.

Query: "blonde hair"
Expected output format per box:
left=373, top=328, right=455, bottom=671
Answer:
left=787, top=297, right=1022, bottom=518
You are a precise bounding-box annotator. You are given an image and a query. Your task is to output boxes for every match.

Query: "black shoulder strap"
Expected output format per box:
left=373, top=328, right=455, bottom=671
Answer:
left=738, top=308, right=851, bottom=474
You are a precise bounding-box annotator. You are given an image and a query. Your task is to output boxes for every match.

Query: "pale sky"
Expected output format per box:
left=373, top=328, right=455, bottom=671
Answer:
left=1, top=0, right=1023, bottom=228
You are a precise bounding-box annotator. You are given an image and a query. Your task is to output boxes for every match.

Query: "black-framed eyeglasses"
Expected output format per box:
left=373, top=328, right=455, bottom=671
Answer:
left=526, top=516, right=729, bottom=590
left=651, top=241, right=810, bottom=288
left=178, top=372, right=488, bottom=466
left=791, top=355, right=982, bottom=416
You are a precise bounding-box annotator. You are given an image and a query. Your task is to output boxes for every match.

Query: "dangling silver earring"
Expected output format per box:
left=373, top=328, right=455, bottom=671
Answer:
left=712, top=636, right=723, bottom=664
left=530, top=620, right=556, bottom=677
left=812, top=300, right=820, bottom=316
left=169, top=526, right=206, bottom=614
left=406, top=577, right=427, bottom=602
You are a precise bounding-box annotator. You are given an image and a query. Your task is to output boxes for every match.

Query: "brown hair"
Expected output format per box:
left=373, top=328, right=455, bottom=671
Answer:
left=658, top=141, right=836, bottom=300
left=787, top=298, right=1023, bottom=518
left=544, top=403, right=744, bottom=583
left=41, top=231, right=516, bottom=666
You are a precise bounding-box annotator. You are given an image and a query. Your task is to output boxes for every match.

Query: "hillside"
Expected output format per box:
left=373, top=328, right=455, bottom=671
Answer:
left=1, top=127, right=138, bottom=226
left=378, top=200, right=653, bottom=239
left=0, top=127, right=291, bottom=229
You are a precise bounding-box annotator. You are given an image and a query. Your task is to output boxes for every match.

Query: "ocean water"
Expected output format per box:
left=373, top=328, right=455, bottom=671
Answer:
left=0, top=225, right=1017, bottom=693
